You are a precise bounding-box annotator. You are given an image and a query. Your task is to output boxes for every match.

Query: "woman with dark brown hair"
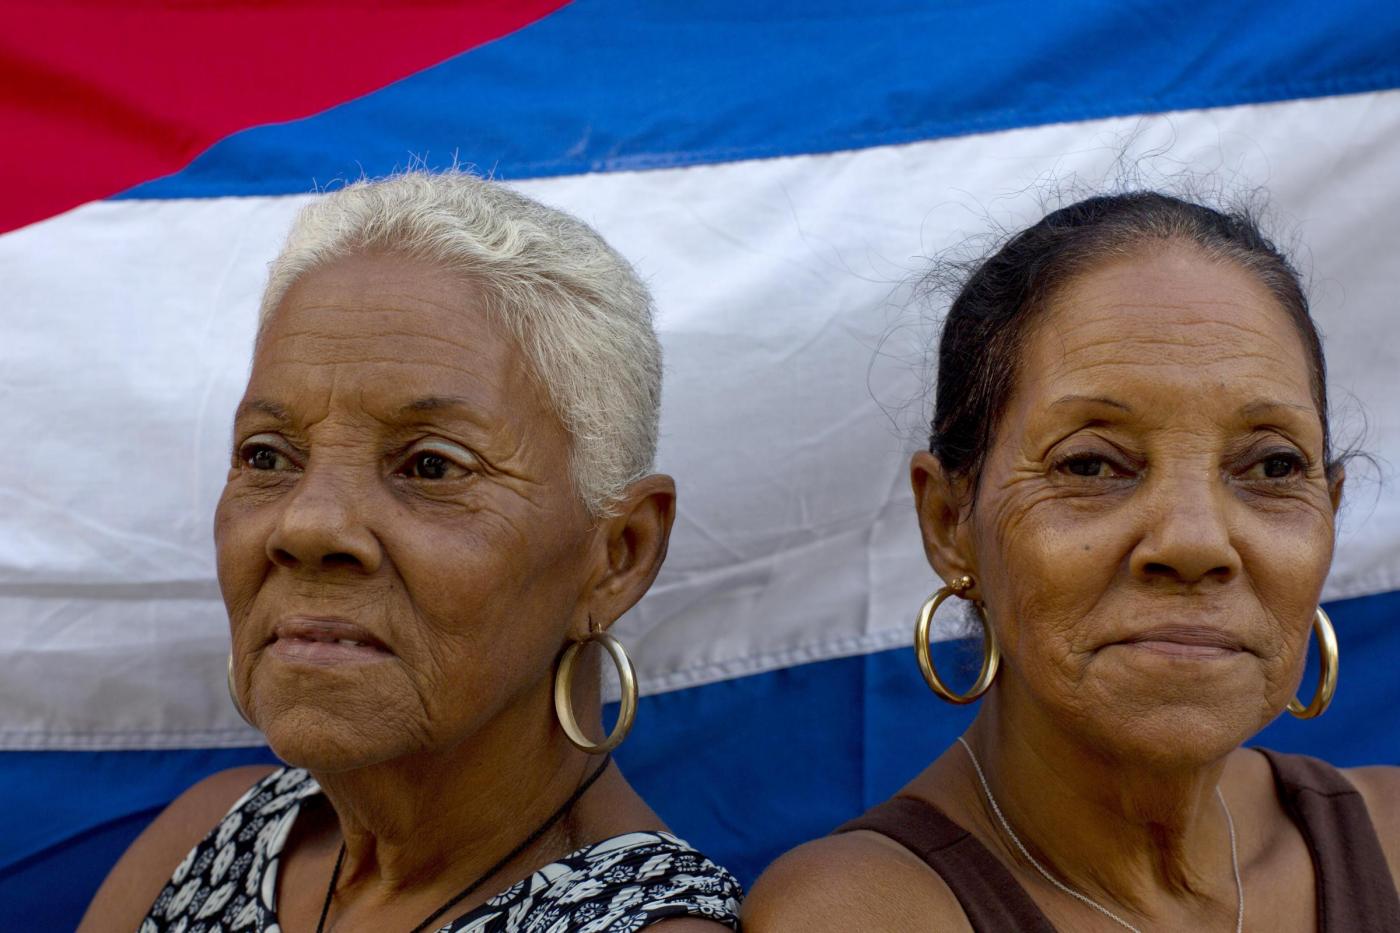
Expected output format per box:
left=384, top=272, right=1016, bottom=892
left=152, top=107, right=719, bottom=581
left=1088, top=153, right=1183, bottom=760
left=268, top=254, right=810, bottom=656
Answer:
left=743, top=192, right=1400, bottom=931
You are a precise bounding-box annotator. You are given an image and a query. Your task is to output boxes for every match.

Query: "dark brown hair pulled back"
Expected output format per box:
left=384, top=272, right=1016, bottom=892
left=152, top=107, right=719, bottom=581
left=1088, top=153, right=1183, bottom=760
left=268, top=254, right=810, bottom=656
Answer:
left=930, top=191, right=1335, bottom=494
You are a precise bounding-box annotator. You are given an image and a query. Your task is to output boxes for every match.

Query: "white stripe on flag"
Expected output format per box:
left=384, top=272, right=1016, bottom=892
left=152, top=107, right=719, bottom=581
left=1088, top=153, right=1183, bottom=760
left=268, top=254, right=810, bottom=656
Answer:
left=4, top=89, right=1399, bottom=749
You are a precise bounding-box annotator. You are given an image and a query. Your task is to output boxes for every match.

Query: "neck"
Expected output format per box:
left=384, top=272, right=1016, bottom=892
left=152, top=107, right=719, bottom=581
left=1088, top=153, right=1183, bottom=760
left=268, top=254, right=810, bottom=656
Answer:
left=311, top=682, right=601, bottom=894
left=964, top=683, right=1237, bottom=919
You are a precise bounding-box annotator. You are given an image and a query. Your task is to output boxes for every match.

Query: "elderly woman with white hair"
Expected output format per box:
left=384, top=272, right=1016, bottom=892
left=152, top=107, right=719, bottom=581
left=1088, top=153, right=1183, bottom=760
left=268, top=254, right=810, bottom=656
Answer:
left=79, top=173, right=742, bottom=933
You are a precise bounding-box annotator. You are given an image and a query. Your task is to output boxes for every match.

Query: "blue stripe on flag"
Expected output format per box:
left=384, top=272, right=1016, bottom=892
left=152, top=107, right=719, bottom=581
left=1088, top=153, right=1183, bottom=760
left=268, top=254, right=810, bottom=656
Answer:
left=6, top=589, right=1397, bottom=929
left=118, top=0, right=1400, bottom=200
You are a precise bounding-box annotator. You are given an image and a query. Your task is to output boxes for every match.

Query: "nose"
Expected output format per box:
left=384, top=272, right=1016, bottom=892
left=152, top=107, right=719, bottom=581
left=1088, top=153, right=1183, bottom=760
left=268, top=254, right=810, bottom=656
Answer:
left=265, top=466, right=383, bottom=574
left=1129, top=471, right=1241, bottom=585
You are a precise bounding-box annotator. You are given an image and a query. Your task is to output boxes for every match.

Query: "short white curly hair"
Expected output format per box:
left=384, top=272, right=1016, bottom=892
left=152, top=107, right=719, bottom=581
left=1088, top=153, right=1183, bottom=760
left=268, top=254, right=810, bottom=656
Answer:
left=258, top=171, right=662, bottom=516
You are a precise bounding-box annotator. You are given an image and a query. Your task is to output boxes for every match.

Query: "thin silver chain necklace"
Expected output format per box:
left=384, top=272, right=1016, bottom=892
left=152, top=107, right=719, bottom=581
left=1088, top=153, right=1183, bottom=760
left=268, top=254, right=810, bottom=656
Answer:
left=956, top=737, right=1243, bottom=933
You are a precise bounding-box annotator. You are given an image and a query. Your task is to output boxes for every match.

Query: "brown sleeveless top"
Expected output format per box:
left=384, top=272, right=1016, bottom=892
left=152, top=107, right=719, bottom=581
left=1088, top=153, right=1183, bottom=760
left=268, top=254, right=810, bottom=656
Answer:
left=834, top=749, right=1400, bottom=931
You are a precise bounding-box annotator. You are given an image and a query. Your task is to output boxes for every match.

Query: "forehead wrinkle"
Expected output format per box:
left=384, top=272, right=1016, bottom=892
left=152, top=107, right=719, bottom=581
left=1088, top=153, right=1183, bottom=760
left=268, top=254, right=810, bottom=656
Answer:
left=257, top=331, right=521, bottom=389
left=264, top=327, right=493, bottom=358
left=270, top=309, right=479, bottom=338
left=1038, top=312, right=1308, bottom=381
left=280, top=277, right=478, bottom=317
left=1045, top=305, right=1299, bottom=356
left=1049, top=348, right=1304, bottom=381
left=262, top=354, right=501, bottom=373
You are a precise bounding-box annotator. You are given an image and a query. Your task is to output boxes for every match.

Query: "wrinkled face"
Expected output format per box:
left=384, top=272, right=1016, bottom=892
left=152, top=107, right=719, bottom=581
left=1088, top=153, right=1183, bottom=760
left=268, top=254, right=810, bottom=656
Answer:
left=216, top=252, right=598, bottom=771
left=967, top=244, right=1340, bottom=765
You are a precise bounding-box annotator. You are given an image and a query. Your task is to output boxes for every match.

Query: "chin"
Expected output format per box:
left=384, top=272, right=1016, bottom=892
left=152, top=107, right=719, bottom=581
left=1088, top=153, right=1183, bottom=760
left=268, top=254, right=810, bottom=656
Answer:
left=1058, top=649, right=1277, bottom=764
left=255, top=703, right=424, bottom=775
left=1076, top=692, right=1273, bottom=771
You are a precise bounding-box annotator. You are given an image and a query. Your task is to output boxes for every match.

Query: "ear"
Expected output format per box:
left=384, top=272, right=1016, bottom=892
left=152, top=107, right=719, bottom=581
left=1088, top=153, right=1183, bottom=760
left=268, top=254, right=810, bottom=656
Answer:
left=1325, top=463, right=1345, bottom=518
left=585, top=473, right=677, bottom=632
left=910, top=450, right=978, bottom=589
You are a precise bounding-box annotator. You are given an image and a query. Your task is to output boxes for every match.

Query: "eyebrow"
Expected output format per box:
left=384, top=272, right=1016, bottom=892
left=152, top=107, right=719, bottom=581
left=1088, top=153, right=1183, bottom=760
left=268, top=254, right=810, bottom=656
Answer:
left=1240, top=399, right=1315, bottom=419
left=234, top=398, right=290, bottom=422
left=1049, top=394, right=1133, bottom=413
left=394, top=396, right=498, bottom=431
left=398, top=396, right=482, bottom=415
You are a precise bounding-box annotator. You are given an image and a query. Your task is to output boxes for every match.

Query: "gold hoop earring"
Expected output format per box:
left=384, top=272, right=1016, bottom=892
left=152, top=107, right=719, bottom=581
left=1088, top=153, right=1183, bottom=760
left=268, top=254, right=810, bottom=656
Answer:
left=554, top=620, right=638, bottom=754
left=915, top=575, right=999, bottom=704
left=227, top=653, right=253, bottom=727
left=1288, top=606, right=1338, bottom=719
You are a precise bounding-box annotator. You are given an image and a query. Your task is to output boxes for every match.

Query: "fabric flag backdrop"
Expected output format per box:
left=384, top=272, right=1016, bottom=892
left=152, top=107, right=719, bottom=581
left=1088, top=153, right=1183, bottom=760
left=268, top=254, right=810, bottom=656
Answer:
left=4, top=2, right=1399, bottom=927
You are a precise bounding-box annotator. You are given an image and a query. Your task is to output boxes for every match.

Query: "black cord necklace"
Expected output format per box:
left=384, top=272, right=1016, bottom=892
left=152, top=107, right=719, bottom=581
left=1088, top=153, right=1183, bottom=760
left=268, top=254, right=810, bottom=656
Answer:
left=314, top=754, right=612, bottom=933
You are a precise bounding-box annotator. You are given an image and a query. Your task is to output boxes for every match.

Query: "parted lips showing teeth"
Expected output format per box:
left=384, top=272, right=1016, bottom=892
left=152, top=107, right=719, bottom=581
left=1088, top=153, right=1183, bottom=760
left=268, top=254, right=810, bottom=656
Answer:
left=272, top=617, right=389, bottom=652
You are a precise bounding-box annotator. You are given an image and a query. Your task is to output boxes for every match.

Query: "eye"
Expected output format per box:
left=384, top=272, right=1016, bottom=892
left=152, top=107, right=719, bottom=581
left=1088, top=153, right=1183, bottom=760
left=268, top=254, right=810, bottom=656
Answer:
left=406, top=452, right=452, bottom=480
left=1245, top=451, right=1306, bottom=481
left=1055, top=453, right=1128, bottom=480
left=397, top=441, right=476, bottom=481
left=238, top=436, right=297, bottom=472
left=1065, top=456, right=1109, bottom=477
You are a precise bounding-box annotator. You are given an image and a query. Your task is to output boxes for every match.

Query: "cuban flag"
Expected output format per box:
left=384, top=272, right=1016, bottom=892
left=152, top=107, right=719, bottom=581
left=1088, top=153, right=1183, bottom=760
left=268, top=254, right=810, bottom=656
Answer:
left=4, top=2, right=1398, bottom=926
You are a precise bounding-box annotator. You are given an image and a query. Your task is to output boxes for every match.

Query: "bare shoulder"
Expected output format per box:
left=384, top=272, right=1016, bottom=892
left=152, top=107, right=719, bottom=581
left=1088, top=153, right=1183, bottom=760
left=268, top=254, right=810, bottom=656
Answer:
left=1343, top=763, right=1400, bottom=880
left=77, top=764, right=278, bottom=933
left=740, top=832, right=971, bottom=933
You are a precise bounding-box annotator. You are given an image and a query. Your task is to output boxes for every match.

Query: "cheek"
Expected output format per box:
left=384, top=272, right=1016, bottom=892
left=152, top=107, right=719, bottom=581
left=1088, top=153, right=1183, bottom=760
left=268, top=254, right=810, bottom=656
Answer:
left=384, top=509, right=587, bottom=683
left=1236, top=504, right=1335, bottom=674
left=213, top=489, right=272, bottom=627
left=975, top=491, right=1123, bottom=665
left=395, top=512, right=535, bottom=623
left=1239, top=501, right=1334, bottom=599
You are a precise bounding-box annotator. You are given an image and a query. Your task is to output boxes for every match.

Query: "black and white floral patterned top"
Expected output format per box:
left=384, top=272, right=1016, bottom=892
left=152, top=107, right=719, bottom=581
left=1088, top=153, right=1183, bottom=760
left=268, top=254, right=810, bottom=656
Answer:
left=138, top=766, right=742, bottom=932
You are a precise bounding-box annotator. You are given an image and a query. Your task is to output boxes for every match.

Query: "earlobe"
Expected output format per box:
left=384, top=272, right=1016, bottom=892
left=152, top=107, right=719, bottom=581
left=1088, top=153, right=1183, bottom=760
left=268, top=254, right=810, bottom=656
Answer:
left=910, top=451, right=977, bottom=585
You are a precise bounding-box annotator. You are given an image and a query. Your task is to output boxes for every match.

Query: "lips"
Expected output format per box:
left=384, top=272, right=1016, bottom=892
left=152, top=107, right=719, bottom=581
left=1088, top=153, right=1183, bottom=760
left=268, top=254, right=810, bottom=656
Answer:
left=268, top=616, right=393, bottom=664
left=1113, top=624, right=1247, bottom=660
